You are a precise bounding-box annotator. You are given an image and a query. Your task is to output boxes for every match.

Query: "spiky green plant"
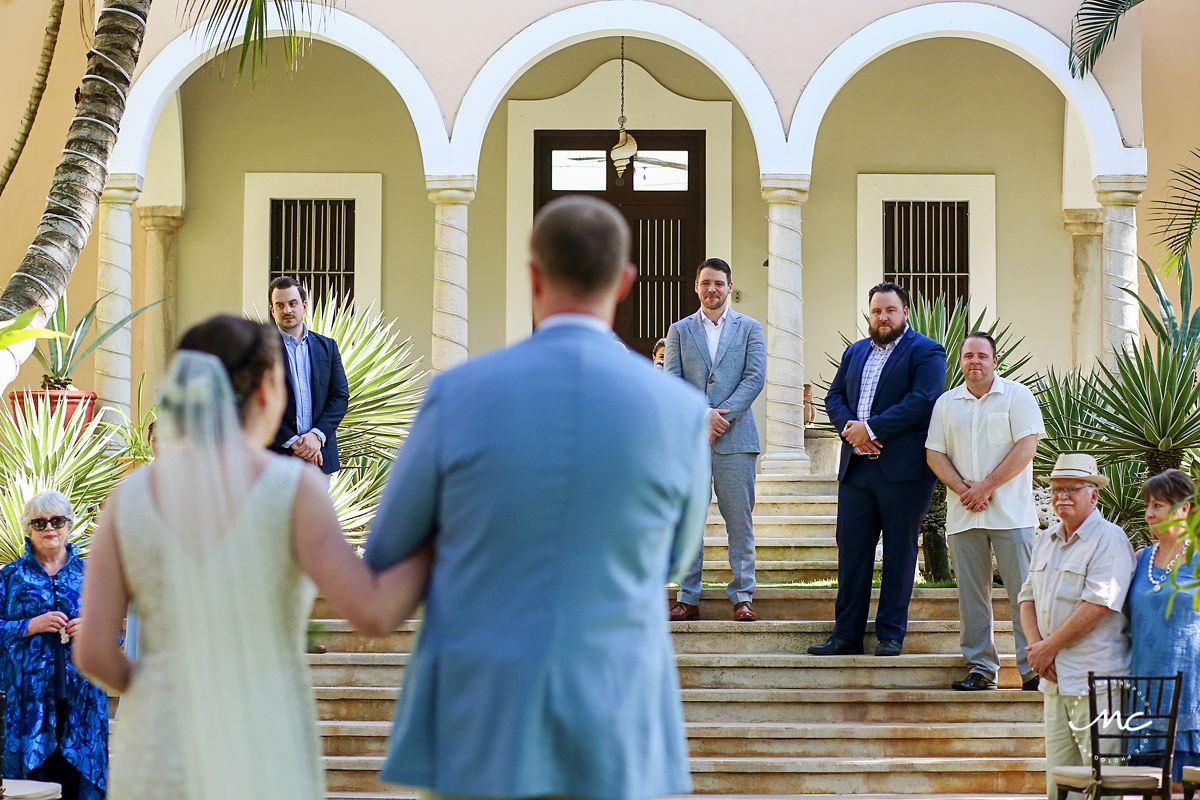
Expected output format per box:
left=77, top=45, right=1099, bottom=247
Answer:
left=0, top=308, right=63, bottom=351
left=907, top=293, right=1034, bottom=390
left=1069, top=0, right=1146, bottom=78
left=307, top=295, right=426, bottom=462
left=0, top=393, right=126, bottom=562
left=328, top=456, right=393, bottom=543
left=32, top=292, right=162, bottom=390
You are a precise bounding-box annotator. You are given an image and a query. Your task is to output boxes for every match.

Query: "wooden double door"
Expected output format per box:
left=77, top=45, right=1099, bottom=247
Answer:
left=534, top=130, right=706, bottom=357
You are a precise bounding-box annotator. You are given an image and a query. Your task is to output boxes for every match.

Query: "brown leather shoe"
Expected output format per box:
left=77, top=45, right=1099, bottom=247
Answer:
left=733, top=601, right=759, bottom=621
left=668, top=602, right=699, bottom=622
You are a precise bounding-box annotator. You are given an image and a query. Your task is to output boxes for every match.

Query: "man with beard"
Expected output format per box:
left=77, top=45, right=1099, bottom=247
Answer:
left=810, top=282, right=945, bottom=657
left=664, top=258, right=766, bottom=622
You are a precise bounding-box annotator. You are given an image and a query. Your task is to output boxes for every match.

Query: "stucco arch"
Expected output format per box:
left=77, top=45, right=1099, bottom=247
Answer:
left=448, top=0, right=787, bottom=176
left=787, top=1, right=1146, bottom=178
left=109, top=2, right=448, bottom=178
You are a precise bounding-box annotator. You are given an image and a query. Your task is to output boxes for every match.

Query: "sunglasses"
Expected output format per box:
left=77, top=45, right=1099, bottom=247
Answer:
left=29, top=516, right=70, bottom=531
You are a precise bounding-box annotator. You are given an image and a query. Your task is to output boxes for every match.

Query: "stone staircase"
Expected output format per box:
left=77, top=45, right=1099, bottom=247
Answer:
left=309, top=473, right=1045, bottom=799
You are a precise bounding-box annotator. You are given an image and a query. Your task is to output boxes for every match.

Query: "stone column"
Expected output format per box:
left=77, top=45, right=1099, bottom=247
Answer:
left=95, top=172, right=142, bottom=417
left=759, top=174, right=811, bottom=474
left=138, top=205, right=184, bottom=391
left=427, top=175, right=476, bottom=372
left=1094, top=175, right=1146, bottom=367
left=1063, top=208, right=1103, bottom=368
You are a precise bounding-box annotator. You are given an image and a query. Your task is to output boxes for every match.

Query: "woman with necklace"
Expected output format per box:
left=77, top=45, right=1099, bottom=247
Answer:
left=1128, top=468, right=1200, bottom=786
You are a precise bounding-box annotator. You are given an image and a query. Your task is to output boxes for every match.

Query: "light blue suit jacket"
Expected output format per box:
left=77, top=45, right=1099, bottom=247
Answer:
left=365, top=320, right=711, bottom=800
left=664, top=308, right=766, bottom=454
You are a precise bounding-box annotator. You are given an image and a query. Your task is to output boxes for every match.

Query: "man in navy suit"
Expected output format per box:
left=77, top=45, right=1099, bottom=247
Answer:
left=268, top=276, right=350, bottom=475
left=810, top=282, right=946, bottom=657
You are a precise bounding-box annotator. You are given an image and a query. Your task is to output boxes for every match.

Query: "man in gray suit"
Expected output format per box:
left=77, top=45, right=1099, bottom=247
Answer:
left=665, top=258, right=766, bottom=622
left=365, top=196, right=712, bottom=800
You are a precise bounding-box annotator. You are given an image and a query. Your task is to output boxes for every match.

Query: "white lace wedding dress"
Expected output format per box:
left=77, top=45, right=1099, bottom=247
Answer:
left=108, top=456, right=323, bottom=800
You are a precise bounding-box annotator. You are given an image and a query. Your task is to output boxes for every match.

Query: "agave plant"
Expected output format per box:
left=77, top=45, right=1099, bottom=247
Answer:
left=1080, top=338, right=1200, bottom=475
left=328, top=456, right=393, bottom=543
left=0, top=392, right=126, bottom=563
left=33, top=292, right=162, bottom=390
left=307, top=295, right=426, bottom=462
left=1125, top=255, right=1200, bottom=350
left=907, top=293, right=1034, bottom=390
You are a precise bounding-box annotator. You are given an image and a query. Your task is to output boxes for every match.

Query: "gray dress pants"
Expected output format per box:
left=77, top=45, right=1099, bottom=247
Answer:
left=677, top=451, right=757, bottom=606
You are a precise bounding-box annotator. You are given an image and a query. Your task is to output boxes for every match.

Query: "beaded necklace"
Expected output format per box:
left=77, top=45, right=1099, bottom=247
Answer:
left=1147, top=541, right=1186, bottom=593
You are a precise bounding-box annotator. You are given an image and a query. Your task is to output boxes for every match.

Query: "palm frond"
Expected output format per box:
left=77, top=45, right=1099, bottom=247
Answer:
left=1069, top=0, right=1145, bottom=78
left=183, top=0, right=328, bottom=84
left=1151, top=151, right=1200, bottom=271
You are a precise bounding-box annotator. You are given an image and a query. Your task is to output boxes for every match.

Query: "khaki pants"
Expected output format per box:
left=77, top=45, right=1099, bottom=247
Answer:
left=1042, top=682, right=1120, bottom=800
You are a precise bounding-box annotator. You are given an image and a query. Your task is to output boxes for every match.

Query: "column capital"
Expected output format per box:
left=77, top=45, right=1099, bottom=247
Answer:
left=426, top=174, right=477, bottom=205
left=138, top=204, right=184, bottom=232
left=760, top=173, right=810, bottom=205
left=102, top=172, right=143, bottom=205
left=1062, top=208, right=1103, bottom=237
left=1093, top=174, right=1146, bottom=207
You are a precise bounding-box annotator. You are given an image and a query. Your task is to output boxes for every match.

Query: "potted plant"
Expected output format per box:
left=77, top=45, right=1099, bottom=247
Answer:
left=109, top=373, right=157, bottom=474
left=7, top=292, right=161, bottom=425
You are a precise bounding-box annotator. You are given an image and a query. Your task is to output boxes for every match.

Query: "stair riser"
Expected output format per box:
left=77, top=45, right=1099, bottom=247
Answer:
left=754, top=480, right=840, bottom=497
left=703, top=565, right=841, bottom=582
left=682, top=700, right=1041, bottom=724
left=688, top=770, right=1045, bottom=794
left=677, top=665, right=1023, bottom=690
left=325, top=772, right=392, bottom=793
left=316, top=632, right=416, bottom=653
left=318, top=699, right=396, bottom=721
left=686, top=737, right=1045, bottom=758
left=707, top=521, right=837, bottom=537
left=712, top=502, right=838, bottom=516
left=681, top=596, right=1012, bottom=621
left=705, top=544, right=841, bottom=560
left=320, top=733, right=1045, bottom=760
left=312, top=665, right=405, bottom=685
left=670, top=631, right=1016, bottom=654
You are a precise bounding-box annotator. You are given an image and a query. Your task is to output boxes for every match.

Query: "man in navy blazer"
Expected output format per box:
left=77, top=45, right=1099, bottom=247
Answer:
left=268, top=276, right=350, bottom=475
left=365, top=196, right=711, bottom=800
left=811, top=282, right=946, bottom=657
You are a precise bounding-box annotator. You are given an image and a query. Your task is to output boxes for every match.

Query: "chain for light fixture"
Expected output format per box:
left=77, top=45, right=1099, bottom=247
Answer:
left=610, top=36, right=637, bottom=186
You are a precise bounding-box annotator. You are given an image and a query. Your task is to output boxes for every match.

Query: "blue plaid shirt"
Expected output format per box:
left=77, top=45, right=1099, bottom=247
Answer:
left=280, top=328, right=326, bottom=448
left=855, top=325, right=908, bottom=450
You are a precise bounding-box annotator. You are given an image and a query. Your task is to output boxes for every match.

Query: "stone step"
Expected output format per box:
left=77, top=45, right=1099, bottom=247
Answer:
left=702, top=560, right=840, bottom=582
left=309, top=619, right=1013, bottom=656
left=712, top=496, right=839, bottom=516
left=680, top=688, right=1042, bottom=724
left=703, top=537, right=839, bottom=561
left=686, top=756, right=1045, bottom=794
left=668, top=587, right=1013, bottom=622
left=314, top=686, right=1041, bottom=725
left=752, top=474, right=840, bottom=497
left=319, top=720, right=1043, bottom=759
left=327, top=794, right=1040, bottom=800
left=308, top=651, right=1025, bottom=691
left=667, top=620, right=1013, bottom=655
left=322, top=754, right=1044, bottom=794
left=705, top=516, right=836, bottom=538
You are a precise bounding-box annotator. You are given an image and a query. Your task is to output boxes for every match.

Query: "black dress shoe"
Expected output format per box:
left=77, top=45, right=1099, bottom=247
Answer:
left=874, top=639, right=903, bottom=657
left=1022, top=675, right=1041, bottom=691
left=951, top=671, right=997, bottom=691
left=807, top=636, right=864, bottom=656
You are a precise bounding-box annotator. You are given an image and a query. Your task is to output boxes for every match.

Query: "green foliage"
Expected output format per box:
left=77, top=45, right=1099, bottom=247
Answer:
left=906, top=294, right=1033, bottom=391
left=32, top=293, right=163, bottom=390
left=1069, top=0, right=1146, bottom=78
left=105, top=373, right=157, bottom=466
left=1127, top=255, right=1200, bottom=348
left=0, top=308, right=64, bottom=351
left=1152, top=153, right=1200, bottom=273
left=0, top=394, right=126, bottom=563
left=305, top=296, right=426, bottom=533
left=185, top=0, right=333, bottom=84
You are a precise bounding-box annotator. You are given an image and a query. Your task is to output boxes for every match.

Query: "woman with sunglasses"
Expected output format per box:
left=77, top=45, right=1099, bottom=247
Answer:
left=0, top=491, right=109, bottom=800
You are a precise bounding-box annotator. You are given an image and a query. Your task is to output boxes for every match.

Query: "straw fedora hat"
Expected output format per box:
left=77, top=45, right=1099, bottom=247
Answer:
left=1048, top=453, right=1109, bottom=488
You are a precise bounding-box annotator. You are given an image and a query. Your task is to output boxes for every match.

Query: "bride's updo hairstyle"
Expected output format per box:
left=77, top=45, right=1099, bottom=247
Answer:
left=177, top=315, right=280, bottom=420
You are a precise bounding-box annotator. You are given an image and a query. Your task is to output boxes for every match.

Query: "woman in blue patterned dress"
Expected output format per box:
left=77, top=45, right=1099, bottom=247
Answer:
left=0, top=491, right=108, bottom=800
left=1129, top=469, right=1200, bottom=786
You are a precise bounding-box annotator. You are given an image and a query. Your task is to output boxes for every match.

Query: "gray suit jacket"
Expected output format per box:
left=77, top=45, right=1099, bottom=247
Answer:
left=365, top=321, right=711, bottom=800
left=664, top=308, right=766, bottom=454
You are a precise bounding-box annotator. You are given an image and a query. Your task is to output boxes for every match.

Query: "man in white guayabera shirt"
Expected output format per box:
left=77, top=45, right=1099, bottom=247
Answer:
left=925, top=331, right=1045, bottom=693
left=1018, top=453, right=1136, bottom=800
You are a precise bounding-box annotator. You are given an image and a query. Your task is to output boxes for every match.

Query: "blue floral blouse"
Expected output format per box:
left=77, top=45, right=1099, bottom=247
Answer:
left=0, top=540, right=107, bottom=800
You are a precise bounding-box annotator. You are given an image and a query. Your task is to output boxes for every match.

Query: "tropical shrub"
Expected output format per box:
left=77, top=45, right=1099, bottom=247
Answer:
left=0, top=393, right=126, bottom=562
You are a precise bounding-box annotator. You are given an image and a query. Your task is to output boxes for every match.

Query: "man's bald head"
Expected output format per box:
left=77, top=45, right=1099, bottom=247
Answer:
left=530, top=196, right=631, bottom=296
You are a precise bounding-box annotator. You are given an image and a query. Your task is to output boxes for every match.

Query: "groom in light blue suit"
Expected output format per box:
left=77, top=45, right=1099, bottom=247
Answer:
left=366, top=196, right=712, bottom=800
left=664, top=258, right=766, bottom=622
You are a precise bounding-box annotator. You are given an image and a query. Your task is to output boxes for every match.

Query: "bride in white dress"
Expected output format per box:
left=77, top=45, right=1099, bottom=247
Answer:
left=74, top=314, right=429, bottom=800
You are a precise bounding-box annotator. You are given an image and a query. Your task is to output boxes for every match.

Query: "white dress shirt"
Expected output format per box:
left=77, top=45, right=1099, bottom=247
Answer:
left=698, top=306, right=729, bottom=361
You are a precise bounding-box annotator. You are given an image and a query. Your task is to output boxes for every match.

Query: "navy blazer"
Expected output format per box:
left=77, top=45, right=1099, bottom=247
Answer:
left=270, top=329, right=350, bottom=474
left=824, top=327, right=946, bottom=483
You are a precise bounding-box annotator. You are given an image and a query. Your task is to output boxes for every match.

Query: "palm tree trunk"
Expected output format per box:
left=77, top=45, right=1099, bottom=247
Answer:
left=0, top=0, right=151, bottom=393
left=921, top=482, right=952, bottom=583
left=0, top=0, right=66, bottom=198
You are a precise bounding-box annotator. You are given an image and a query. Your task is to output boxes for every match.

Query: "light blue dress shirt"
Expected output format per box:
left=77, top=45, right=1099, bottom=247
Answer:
left=279, top=328, right=325, bottom=448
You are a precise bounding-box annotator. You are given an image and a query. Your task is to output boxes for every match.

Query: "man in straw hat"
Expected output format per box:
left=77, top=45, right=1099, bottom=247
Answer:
left=1018, top=453, right=1136, bottom=799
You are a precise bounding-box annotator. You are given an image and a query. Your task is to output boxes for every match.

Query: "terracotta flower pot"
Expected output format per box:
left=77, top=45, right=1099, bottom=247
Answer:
left=7, top=388, right=98, bottom=426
